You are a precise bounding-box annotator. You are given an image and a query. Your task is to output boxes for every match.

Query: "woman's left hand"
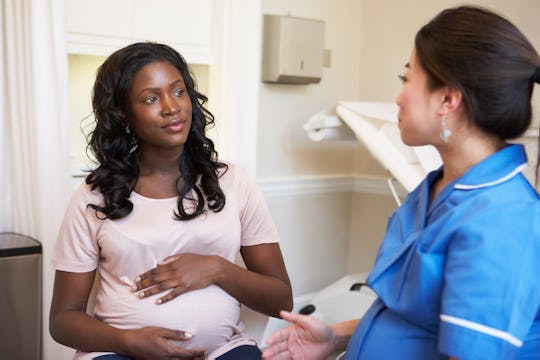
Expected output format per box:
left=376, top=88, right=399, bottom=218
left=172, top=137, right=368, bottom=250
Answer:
left=132, top=253, right=222, bottom=304
left=133, top=243, right=292, bottom=317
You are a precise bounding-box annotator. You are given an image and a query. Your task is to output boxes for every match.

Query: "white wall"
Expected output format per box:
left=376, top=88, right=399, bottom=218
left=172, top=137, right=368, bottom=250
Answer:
left=258, top=0, right=363, bottom=179
left=257, top=0, right=373, bottom=298
left=358, top=0, right=540, bottom=105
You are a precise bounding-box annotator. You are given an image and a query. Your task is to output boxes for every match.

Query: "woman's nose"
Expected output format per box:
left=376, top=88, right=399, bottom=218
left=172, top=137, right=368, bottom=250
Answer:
left=161, top=94, right=180, bottom=116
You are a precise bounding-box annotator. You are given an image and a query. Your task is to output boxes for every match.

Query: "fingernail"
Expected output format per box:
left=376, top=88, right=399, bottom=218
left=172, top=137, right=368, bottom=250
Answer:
left=130, top=285, right=137, bottom=292
left=184, top=331, right=192, bottom=339
left=120, top=275, right=133, bottom=285
left=134, top=276, right=141, bottom=282
left=138, top=291, right=145, bottom=298
left=155, top=298, right=162, bottom=304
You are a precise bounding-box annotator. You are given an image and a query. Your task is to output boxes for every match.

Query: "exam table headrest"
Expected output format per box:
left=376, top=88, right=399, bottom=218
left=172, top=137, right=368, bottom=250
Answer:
left=307, top=101, right=442, bottom=193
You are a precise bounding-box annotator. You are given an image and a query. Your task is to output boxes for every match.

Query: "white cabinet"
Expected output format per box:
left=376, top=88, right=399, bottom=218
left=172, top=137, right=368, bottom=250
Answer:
left=65, top=0, right=212, bottom=64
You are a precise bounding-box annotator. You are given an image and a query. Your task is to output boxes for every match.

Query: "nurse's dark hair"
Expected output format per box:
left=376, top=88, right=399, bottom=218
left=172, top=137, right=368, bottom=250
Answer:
left=86, top=41, right=227, bottom=220
left=415, top=6, right=540, bottom=182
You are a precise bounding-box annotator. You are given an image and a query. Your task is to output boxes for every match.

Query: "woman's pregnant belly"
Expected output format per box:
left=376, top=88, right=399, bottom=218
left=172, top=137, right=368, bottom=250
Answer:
left=93, top=284, right=241, bottom=353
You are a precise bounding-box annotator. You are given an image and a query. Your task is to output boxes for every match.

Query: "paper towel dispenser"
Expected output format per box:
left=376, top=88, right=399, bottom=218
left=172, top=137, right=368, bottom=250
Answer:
left=262, top=15, right=325, bottom=84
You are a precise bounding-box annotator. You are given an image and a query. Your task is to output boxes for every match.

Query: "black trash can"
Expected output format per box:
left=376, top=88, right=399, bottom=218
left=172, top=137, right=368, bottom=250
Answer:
left=0, top=232, right=42, bottom=360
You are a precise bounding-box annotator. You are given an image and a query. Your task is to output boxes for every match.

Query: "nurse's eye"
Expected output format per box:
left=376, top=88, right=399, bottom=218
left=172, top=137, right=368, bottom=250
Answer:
left=398, top=74, right=407, bottom=83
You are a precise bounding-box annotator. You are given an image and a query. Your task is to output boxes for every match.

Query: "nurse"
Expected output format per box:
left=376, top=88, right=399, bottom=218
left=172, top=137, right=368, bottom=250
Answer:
left=262, top=6, right=540, bottom=360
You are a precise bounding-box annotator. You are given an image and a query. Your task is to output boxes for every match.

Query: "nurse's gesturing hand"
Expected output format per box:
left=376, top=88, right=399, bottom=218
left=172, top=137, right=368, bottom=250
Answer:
left=132, top=253, right=221, bottom=304
left=262, top=310, right=335, bottom=360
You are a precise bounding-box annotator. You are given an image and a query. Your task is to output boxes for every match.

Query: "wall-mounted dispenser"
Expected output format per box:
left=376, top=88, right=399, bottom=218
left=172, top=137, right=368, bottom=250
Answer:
left=262, top=15, right=325, bottom=84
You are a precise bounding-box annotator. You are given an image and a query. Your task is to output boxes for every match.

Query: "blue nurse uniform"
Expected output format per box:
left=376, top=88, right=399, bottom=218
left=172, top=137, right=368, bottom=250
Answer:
left=346, top=144, right=540, bottom=359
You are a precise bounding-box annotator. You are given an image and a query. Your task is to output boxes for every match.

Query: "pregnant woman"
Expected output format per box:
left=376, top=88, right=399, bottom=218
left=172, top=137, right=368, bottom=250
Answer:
left=50, top=42, right=292, bottom=360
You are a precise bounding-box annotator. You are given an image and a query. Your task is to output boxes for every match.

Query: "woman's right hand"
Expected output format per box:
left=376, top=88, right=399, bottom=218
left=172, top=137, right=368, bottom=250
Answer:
left=50, top=270, right=206, bottom=359
left=262, top=311, right=335, bottom=360
left=123, top=326, right=207, bottom=360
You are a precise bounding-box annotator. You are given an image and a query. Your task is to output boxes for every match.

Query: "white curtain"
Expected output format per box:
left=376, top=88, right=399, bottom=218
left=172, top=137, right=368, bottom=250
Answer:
left=1, top=0, right=73, bottom=359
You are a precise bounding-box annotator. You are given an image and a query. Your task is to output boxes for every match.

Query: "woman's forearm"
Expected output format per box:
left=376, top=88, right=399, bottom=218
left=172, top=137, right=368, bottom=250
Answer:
left=214, top=255, right=293, bottom=317
left=50, top=310, right=127, bottom=354
left=50, top=270, right=129, bottom=354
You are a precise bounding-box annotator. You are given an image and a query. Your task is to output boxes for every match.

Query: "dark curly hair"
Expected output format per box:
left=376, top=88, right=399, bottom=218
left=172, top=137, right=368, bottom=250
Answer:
left=86, top=42, right=227, bottom=220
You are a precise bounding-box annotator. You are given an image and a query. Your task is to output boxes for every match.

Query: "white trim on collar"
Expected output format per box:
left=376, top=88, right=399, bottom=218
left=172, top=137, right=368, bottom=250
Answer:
left=454, top=163, right=528, bottom=190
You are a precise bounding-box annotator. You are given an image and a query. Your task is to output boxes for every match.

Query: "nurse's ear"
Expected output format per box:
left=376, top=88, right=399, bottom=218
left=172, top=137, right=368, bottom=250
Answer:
left=439, top=87, right=463, bottom=116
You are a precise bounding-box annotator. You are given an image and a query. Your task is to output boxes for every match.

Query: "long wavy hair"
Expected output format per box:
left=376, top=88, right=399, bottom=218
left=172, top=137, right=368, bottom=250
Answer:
left=86, top=42, right=227, bottom=220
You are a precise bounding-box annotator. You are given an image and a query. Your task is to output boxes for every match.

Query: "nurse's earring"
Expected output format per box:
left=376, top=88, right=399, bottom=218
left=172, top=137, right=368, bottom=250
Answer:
left=440, top=116, right=452, bottom=143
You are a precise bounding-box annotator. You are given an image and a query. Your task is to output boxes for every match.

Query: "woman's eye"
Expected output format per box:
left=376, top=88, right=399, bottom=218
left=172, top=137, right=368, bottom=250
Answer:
left=398, top=74, right=407, bottom=83
left=174, top=88, right=185, bottom=97
left=144, top=96, right=158, bottom=104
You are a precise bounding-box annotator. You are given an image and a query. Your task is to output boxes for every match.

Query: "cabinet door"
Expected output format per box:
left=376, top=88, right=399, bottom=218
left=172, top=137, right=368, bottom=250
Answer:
left=132, top=0, right=211, bottom=47
left=66, top=0, right=212, bottom=63
left=66, top=0, right=133, bottom=38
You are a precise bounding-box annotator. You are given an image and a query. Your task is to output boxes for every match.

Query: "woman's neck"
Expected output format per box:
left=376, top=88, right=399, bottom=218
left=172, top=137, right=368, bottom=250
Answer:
left=138, top=146, right=182, bottom=172
left=135, top=149, right=183, bottom=198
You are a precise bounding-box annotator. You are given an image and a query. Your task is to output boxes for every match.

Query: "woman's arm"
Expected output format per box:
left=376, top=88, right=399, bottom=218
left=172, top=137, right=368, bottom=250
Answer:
left=50, top=270, right=121, bottom=351
left=50, top=270, right=204, bottom=359
left=133, top=243, right=292, bottom=318
left=222, top=242, right=292, bottom=317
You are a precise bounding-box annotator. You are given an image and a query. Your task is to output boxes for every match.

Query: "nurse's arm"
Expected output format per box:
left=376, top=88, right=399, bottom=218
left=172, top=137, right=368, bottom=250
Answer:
left=262, top=311, right=359, bottom=359
left=331, top=318, right=361, bottom=352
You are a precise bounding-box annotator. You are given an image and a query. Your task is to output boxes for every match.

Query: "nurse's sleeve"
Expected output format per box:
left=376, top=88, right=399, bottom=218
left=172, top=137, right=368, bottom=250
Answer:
left=438, top=203, right=540, bottom=359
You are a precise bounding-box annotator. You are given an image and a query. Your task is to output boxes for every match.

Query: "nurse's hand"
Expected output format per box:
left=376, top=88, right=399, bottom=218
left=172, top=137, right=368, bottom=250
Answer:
left=262, top=310, right=335, bottom=360
left=123, top=326, right=207, bottom=359
left=132, top=253, right=221, bottom=304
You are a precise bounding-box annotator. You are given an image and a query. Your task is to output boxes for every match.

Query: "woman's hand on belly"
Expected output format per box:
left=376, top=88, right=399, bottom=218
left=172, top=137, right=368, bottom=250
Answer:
left=132, top=253, right=221, bottom=304
left=130, top=243, right=293, bottom=319
left=122, top=326, right=206, bottom=359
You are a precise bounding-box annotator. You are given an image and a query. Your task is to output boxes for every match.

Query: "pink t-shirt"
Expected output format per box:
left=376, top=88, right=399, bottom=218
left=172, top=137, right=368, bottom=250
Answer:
left=53, top=164, right=279, bottom=359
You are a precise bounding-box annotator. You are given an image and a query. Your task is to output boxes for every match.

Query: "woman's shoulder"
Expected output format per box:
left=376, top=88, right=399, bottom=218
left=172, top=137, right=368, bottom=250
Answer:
left=70, top=181, right=104, bottom=207
left=217, top=161, right=259, bottom=192
left=218, top=161, right=250, bottom=181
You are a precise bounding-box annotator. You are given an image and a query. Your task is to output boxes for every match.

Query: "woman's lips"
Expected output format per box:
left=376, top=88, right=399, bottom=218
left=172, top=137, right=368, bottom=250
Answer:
left=164, top=120, right=186, bottom=133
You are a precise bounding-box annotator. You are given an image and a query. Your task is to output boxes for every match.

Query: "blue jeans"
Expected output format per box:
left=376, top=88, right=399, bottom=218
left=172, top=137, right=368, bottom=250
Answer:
left=93, top=345, right=262, bottom=359
left=216, top=345, right=262, bottom=359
